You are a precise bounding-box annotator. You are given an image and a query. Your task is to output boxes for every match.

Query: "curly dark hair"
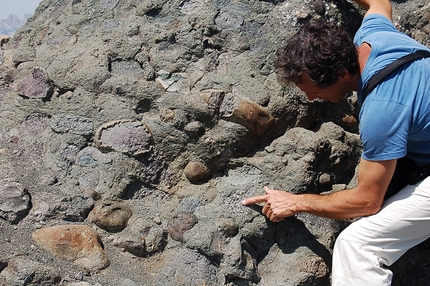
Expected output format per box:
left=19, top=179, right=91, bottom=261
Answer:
left=275, top=20, right=359, bottom=88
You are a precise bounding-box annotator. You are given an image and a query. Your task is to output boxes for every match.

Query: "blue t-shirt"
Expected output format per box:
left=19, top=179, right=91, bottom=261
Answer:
left=354, top=14, right=430, bottom=167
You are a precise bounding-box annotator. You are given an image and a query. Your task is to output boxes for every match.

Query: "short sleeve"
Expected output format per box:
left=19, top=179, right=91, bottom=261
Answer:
left=354, top=15, right=397, bottom=46
left=359, top=99, right=411, bottom=161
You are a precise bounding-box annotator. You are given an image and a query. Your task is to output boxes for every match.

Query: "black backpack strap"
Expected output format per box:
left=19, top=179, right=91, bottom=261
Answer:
left=362, top=50, right=430, bottom=98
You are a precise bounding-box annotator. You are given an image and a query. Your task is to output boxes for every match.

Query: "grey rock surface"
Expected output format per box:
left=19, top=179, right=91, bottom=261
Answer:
left=0, top=0, right=429, bottom=285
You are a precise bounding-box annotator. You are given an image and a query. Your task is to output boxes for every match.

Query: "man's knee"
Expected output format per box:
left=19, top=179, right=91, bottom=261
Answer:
left=334, top=223, right=362, bottom=251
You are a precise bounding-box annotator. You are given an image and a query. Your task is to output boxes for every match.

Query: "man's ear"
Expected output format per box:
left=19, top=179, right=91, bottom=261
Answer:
left=339, top=68, right=350, bottom=81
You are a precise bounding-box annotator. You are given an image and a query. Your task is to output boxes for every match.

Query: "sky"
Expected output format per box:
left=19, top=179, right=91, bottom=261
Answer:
left=0, top=0, right=43, bottom=20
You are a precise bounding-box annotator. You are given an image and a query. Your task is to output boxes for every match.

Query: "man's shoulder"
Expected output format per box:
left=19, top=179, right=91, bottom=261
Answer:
left=362, top=14, right=393, bottom=26
left=354, top=14, right=396, bottom=45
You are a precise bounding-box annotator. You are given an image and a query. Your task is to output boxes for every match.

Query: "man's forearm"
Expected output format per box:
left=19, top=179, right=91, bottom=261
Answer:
left=243, top=160, right=391, bottom=221
left=295, top=189, right=382, bottom=219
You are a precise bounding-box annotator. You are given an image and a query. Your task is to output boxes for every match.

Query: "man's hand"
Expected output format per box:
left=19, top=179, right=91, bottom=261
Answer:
left=242, top=186, right=298, bottom=222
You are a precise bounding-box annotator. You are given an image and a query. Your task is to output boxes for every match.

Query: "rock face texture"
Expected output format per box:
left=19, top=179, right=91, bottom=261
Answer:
left=0, top=0, right=429, bottom=285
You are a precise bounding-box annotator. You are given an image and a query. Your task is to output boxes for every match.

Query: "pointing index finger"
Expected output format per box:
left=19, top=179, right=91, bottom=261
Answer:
left=241, top=195, right=269, bottom=206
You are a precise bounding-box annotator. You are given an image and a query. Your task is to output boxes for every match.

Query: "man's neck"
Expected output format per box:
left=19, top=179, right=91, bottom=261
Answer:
left=347, top=43, right=372, bottom=91
left=348, top=71, right=361, bottom=92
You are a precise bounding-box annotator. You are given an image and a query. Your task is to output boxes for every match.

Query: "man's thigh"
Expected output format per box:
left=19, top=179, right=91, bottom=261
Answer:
left=341, top=176, right=430, bottom=265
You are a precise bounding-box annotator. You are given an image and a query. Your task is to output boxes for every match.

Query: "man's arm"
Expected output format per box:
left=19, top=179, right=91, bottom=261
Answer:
left=242, top=158, right=396, bottom=221
left=351, top=0, right=392, bottom=21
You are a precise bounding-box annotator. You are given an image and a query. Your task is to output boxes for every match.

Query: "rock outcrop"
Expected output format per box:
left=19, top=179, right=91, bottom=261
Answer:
left=0, top=0, right=429, bottom=285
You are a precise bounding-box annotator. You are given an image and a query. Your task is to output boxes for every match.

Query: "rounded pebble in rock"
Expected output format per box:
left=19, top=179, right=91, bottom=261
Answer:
left=318, top=173, right=332, bottom=186
left=0, top=182, right=31, bottom=224
left=17, top=67, right=51, bottom=99
left=75, top=147, right=105, bottom=167
left=84, top=189, right=102, bottom=201
left=95, top=120, right=153, bottom=156
left=184, top=121, right=205, bottom=136
left=219, top=94, right=275, bottom=136
left=110, top=234, right=146, bottom=257
left=32, top=225, right=110, bottom=271
left=216, top=217, right=239, bottom=237
left=184, top=161, right=209, bottom=182
left=341, top=114, right=358, bottom=130
left=422, top=24, right=430, bottom=35
left=167, top=212, right=198, bottom=242
left=88, top=201, right=133, bottom=232
left=49, top=114, right=93, bottom=136
left=297, top=255, right=329, bottom=280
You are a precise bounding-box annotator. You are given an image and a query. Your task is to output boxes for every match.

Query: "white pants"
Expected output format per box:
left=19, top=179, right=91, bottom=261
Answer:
left=332, top=176, right=430, bottom=285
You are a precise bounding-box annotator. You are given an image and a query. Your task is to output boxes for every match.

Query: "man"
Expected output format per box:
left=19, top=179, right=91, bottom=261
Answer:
left=242, top=0, right=430, bottom=285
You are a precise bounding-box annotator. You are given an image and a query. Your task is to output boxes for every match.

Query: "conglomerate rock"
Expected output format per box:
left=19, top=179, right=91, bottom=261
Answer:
left=0, top=0, right=429, bottom=285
